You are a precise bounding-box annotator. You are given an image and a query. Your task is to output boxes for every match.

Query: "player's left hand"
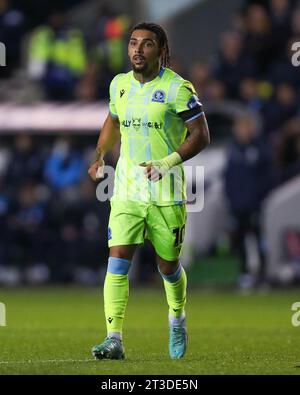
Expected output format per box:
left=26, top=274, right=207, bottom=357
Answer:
left=139, top=153, right=182, bottom=182
left=139, top=160, right=168, bottom=182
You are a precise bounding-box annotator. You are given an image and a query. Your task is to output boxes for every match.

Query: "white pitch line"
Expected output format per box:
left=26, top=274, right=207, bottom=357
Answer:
left=0, top=358, right=96, bottom=365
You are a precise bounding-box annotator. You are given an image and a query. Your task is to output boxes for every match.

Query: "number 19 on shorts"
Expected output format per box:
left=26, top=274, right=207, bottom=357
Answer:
left=173, top=225, right=185, bottom=247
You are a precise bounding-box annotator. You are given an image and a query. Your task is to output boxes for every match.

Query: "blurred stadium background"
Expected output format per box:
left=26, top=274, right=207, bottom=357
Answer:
left=0, top=0, right=300, bottom=290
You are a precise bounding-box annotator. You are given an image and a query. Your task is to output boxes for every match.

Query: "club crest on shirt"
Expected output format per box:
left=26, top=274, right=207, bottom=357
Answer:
left=152, top=90, right=166, bottom=103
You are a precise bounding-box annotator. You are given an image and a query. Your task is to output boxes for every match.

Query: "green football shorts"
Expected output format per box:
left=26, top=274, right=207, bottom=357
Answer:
left=108, top=200, right=187, bottom=261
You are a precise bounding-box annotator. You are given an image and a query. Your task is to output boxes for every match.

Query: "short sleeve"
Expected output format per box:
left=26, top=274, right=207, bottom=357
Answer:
left=109, top=76, right=118, bottom=118
left=175, top=80, right=204, bottom=123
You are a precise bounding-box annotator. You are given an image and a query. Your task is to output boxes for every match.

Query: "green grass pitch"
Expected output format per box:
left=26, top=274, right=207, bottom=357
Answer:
left=0, top=286, right=300, bottom=374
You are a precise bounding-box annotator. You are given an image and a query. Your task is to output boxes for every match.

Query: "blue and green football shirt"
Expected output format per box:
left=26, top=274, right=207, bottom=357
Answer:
left=109, top=67, right=204, bottom=206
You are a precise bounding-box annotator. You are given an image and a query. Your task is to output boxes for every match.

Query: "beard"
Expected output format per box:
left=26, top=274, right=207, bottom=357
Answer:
left=131, top=61, right=148, bottom=73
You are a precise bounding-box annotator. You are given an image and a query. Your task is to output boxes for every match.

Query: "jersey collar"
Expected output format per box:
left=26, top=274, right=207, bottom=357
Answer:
left=132, top=67, right=165, bottom=88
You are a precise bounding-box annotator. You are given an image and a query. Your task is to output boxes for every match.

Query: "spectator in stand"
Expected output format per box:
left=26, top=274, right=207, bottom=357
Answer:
left=44, top=135, right=85, bottom=190
left=291, top=7, right=300, bottom=38
left=88, top=13, right=130, bottom=99
left=189, top=62, right=211, bottom=101
left=75, top=2, right=116, bottom=102
left=0, top=176, right=10, bottom=271
left=5, top=134, right=44, bottom=194
left=262, top=82, right=298, bottom=140
left=75, top=179, right=110, bottom=283
left=43, top=177, right=108, bottom=283
left=6, top=181, right=49, bottom=283
left=168, top=57, right=187, bottom=77
left=40, top=177, right=80, bottom=281
left=238, top=78, right=264, bottom=112
left=27, top=9, right=87, bottom=101
left=88, top=2, right=117, bottom=45
left=231, top=9, right=247, bottom=34
left=75, top=62, right=99, bottom=102
left=50, top=202, right=83, bottom=282
left=205, top=79, right=227, bottom=102
left=276, top=117, right=300, bottom=184
left=244, top=4, right=278, bottom=76
left=212, top=31, right=257, bottom=98
left=269, top=0, right=293, bottom=58
left=224, top=113, right=274, bottom=289
left=0, top=0, right=26, bottom=78
left=190, top=62, right=227, bottom=102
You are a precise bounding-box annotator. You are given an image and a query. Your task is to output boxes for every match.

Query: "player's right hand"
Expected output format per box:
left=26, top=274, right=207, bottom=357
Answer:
left=88, top=158, right=105, bottom=181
